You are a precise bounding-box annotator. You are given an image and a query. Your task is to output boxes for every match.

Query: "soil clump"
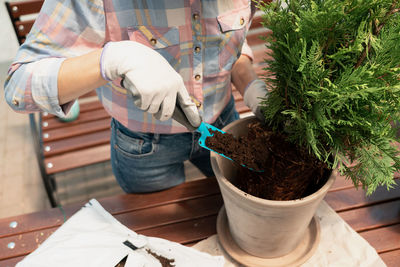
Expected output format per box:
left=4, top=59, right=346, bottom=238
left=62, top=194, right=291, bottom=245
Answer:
left=206, top=121, right=330, bottom=200
left=115, top=249, right=175, bottom=267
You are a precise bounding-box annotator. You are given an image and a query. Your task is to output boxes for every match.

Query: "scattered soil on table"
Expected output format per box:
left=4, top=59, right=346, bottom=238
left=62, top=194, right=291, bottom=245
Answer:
left=114, top=249, right=175, bottom=267
left=115, top=256, right=127, bottom=267
left=206, top=121, right=330, bottom=200
left=146, top=249, right=175, bottom=267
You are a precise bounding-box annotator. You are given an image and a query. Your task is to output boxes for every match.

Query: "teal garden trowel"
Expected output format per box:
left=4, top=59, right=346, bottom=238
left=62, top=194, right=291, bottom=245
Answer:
left=172, top=104, right=263, bottom=172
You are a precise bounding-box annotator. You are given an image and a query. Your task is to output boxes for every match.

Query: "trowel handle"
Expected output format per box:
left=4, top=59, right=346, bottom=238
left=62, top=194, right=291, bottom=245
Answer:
left=172, top=104, right=198, bottom=132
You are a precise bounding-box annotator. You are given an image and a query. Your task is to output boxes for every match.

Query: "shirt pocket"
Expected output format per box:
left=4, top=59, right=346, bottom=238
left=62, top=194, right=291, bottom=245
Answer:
left=127, top=26, right=181, bottom=72
left=214, top=4, right=251, bottom=74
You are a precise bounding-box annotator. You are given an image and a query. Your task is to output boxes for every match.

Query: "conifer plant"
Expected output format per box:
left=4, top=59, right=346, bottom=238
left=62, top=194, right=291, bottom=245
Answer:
left=258, top=0, right=400, bottom=195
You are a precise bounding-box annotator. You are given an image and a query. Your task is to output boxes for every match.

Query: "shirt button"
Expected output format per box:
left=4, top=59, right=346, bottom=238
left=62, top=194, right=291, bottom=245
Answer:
left=193, top=13, right=199, bottom=20
left=150, top=38, right=157, bottom=45
left=12, top=98, right=19, bottom=106
left=196, top=102, right=202, bottom=108
left=240, top=17, right=245, bottom=25
left=194, top=46, right=201, bottom=53
left=194, top=74, right=201, bottom=81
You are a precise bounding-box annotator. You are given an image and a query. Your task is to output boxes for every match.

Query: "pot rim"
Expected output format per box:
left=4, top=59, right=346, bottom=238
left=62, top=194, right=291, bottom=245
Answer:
left=210, top=116, right=337, bottom=207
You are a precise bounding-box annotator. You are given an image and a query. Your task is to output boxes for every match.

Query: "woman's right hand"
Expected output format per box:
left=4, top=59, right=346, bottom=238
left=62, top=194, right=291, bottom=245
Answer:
left=100, top=41, right=201, bottom=128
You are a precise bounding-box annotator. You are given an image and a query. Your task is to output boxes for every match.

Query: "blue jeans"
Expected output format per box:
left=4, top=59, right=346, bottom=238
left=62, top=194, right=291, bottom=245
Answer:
left=110, top=96, right=239, bottom=193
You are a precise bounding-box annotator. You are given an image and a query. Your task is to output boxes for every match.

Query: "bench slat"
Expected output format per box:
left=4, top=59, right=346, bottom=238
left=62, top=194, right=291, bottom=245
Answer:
left=325, top=184, right=400, bottom=212
left=139, top=216, right=218, bottom=246
left=113, top=195, right=222, bottom=232
left=43, top=129, right=110, bottom=157
left=338, top=199, right=400, bottom=232
left=235, top=99, right=251, bottom=114
left=42, top=118, right=110, bottom=142
left=0, top=255, right=24, bottom=266
left=42, top=99, right=103, bottom=120
left=0, top=195, right=222, bottom=260
left=329, top=174, right=356, bottom=191
left=44, top=144, right=110, bottom=174
left=6, top=0, right=43, bottom=20
left=0, top=228, right=54, bottom=261
left=380, top=249, right=400, bottom=267
left=0, top=215, right=219, bottom=261
left=42, top=106, right=109, bottom=131
left=232, top=89, right=243, bottom=102
left=14, top=19, right=35, bottom=38
left=0, top=179, right=219, bottom=238
left=246, top=29, right=272, bottom=47
left=360, top=224, right=400, bottom=253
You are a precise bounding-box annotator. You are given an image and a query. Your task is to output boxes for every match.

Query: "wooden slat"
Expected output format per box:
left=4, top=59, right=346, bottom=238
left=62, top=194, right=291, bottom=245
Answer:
left=0, top=255, right=25, bottom=266
left=44, top=144, right=110, bottom=174
left=232, top=89, right=243, bottom=102
left=0, top=178, right=219, bottom=238
left=43, top=129, right=110, bottom=157
left=252, top=47, right=272, bottom=66
left=380, top=249, right=400, bottom=267
left=14, top=20, right=34, bottom=38
left=235, top=99, right=251, bottom=114
left=329, top=174, right=356, bottom=192
left=42, top=106, right=109, bottom=131
left=359, top=224, right=400, bottom=253
left=0, top=216, right=219, bottom=261
left=0, top=228, right=56, bottom=260
left=1, top=176, right=400, bottom=264
left=0, top=195, right=222, bottom=261
left=138, top=215, right=218, bottom=245
left=41, top=100, right=103, bottom=120
left=6, top=0, right=43, bottom=20
left=42, top=117, right=110, bottom=142
left=113, top=195, right=222, bottom=232
left=246, top=29, right=272, bottom=47
left=325, top=184, right=400, bottom=212
left=338, top=199, right=400, bottom=232
left=250, top=14, right=264, bottom=30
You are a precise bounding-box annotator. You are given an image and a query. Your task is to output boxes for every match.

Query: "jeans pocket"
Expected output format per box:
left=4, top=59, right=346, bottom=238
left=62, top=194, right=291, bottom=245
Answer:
left=114, top=128, right=156, bottom=158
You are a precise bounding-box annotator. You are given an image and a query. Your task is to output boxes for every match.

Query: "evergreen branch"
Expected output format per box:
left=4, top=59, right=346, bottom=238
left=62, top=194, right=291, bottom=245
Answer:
left=258, top=0, right=400, bottom=195
left=355, top=1, right=399, bottom=69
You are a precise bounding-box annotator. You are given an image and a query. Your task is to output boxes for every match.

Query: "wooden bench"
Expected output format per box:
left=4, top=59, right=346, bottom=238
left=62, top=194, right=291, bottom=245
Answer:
left=5, top=0, right=113, bottom=208
left=0, top=174, right=399, bottom=266
left=5, top=0, right=269, bottom=208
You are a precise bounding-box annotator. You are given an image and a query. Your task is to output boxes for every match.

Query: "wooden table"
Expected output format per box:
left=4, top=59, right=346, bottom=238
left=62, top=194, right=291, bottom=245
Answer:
left=0, top=175, right=399, bottom=267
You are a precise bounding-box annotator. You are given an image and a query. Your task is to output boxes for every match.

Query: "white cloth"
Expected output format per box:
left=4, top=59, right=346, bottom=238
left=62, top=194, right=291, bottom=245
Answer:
left=16, top=199, right=224, bottom=267
left=193, top=201, right=387, bottom=267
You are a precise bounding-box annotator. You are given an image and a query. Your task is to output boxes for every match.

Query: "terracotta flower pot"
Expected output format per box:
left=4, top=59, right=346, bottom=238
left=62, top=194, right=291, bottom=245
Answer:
left=210, top=116, right=336, bottom=262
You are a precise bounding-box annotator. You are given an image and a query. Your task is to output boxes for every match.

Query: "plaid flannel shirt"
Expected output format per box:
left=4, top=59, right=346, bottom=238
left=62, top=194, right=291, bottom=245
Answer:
left=5, top=0, right=254, bottom=133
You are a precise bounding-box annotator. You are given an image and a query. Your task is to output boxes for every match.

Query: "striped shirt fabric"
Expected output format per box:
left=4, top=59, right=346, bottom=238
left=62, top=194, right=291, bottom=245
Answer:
left=5, top=0, right=254, bottom=133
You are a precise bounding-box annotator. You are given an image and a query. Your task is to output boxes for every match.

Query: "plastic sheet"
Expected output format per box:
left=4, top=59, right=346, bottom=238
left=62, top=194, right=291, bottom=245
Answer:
left=16, top=199, right=224, bottom=267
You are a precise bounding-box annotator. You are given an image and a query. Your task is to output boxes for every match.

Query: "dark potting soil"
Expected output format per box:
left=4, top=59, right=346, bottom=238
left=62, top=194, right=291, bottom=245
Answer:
left=206, top=121, right=330, bottom=200
left=146, top=249, right=175, bottom=267
left=114, top=249, right=175, bottom=267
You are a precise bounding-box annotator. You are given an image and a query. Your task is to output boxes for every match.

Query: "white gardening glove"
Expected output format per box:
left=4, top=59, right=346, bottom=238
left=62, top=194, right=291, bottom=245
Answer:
left=100, top=41, right=201, bottom=128
left=243, top=79, right=268, bottom=121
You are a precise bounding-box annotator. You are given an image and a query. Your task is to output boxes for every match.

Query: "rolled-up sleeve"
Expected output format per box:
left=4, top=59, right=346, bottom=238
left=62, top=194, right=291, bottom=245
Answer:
left=4, top=0, right=106, bottom=116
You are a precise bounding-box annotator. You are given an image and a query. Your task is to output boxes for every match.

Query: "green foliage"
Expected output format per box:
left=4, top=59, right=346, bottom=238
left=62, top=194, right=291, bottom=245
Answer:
left=257, top=0, right=400, bottom=195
